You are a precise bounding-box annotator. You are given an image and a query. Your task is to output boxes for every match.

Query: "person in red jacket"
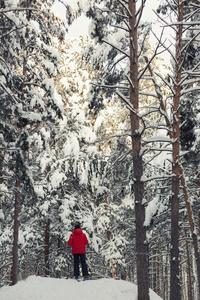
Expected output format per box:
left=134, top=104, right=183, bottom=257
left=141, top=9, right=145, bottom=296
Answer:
left=68, top=223, right=89, bottom=280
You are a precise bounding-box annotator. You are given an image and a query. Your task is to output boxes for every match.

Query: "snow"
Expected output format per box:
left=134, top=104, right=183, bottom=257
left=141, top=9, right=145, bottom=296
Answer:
left=0, top=276, right=163, bottom=300
left=0, top=209, right=4, bottom=220
left=144, top=196, right=159, bottom=227
left=144, top=195, right=167, bottom=227
left=94, top=115, right=104, bottom=131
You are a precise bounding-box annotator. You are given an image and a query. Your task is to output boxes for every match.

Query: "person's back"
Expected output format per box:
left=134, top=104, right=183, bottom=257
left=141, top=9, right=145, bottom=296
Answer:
left=68, top=223, right=89, bottom=280
left=68, top=227, right=88, bottom=254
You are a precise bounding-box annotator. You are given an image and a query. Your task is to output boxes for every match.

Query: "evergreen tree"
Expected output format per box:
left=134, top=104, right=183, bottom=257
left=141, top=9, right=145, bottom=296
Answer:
left=157, top=1, right=200, bottom=298
left=82, top=1, right=169, bottom=299
left=0, top=0, right=66, bottom=285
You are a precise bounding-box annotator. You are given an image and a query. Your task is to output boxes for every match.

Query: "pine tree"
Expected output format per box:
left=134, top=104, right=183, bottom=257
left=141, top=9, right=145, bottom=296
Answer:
left=156, top=0, right=200, bottom=298
left=82, top=0, right=168, bottom=298
left=0, top=0, right=66, bottom=285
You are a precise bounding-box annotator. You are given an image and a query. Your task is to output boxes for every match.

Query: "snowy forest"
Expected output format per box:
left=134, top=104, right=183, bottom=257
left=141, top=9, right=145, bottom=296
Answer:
left=0, top=0, right=200, bottom=300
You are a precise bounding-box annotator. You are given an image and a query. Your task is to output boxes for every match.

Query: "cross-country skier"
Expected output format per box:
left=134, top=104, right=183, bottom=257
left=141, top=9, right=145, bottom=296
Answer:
left=68, top=223, right=89, bottom=280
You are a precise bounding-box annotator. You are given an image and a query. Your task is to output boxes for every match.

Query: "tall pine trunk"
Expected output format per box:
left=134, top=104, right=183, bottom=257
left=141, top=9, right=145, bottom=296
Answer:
left=170, top=1, right=183, bottom=299
left=129, top=1, right=149, bottom=299
left=11, top=153, right=20, bottom=285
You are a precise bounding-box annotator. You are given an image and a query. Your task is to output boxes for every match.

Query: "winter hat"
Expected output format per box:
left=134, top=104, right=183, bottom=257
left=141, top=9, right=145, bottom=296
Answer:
left=75, top=223, right=81, bottom=229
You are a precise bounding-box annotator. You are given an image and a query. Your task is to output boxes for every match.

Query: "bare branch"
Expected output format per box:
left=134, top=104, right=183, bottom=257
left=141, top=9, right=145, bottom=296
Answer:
left=123, top=19, right=131, bottom=31
left=107, top=54, right=127, bottom=73
left=102, top=39, right=130, bottom=58
left=117, top=0, right=132, bottom=18
left=151, top=29, right=176, bottom=63
left=91, top=131, right=131, bottom=145
left=138, top=30, right=151, bottom=59
left=136, top=0, right=146, bottom=28
left=115, top=12, right=129, bottom=19
left=110, top=24, right=130, bottom=32
left=138, top=45, right=165, bottom=81
left=153, top=9, right=177, bottom=33
left=126, top=74, right=134, bottom=90
left=139, top=92, right=159, bottom=99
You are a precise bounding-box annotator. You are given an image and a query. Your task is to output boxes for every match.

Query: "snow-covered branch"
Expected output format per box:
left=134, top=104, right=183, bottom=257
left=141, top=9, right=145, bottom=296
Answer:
left=142, top=136, right=172, bottom=146
left=0, top=56, right=11, bottom=72
left=180, top=78, right=200, bottom=86
left=139, top=92, right=159, bottom=99
left=0, top=82, right=17, bottom=104
left=181, top=86, right=200, bottom=96
left=117, top=0, right=128, bottom=4
left=141, top=173, right=174, bottom=183
left=0, top=7, right=39, bottom=14
left=0, top=19, right=28, bottom=37
left=145, top=124, right=172, bottom=133
left=154, top=72, right=175, bottom=96
left=91, top=82, right=129, bottom=90
left=115, top=91, right=138, bottom=115
left=181, top=30, right=200, bottom=54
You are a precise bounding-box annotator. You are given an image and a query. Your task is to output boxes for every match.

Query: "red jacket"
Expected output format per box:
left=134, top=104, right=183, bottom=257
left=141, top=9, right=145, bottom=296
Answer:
left=68, top=228, right=88, bottom=254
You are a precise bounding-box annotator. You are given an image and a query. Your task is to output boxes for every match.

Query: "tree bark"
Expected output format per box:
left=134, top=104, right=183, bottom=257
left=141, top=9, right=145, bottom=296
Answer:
left=11, top=154, right=20, bottom=285
left=170, top=1, right=183, bottom=299
left=44, top=219, right=50, bottom=276
left=129, top=1, right=149, bottom=299
left=185, top=231, right=192, bottom=300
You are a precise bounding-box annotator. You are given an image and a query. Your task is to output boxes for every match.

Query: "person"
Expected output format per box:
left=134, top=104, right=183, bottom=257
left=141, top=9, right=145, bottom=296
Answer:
left=68, top=223, right=89, bottom=280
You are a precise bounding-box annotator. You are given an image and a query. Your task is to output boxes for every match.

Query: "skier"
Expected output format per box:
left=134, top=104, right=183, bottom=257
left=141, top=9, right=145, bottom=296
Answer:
left=68, top=223, right=89, bottom=280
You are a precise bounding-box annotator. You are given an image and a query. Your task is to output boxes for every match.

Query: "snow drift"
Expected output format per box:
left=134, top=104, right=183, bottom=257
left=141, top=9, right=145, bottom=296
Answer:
left=0, top=276, right=163, bottom=300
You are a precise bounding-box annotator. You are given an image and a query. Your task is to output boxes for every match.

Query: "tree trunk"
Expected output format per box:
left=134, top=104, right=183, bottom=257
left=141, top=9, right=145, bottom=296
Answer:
left=0, top=151, right=4, bottom=184
left=170, top=1, right=183, bottom=299
left=185, top=231, right=192, bottom=300
left=11, top=154, right=20, bottom=285
left=156, top=252, right=160, bottom=296
left=44, top=219, right=50, bottom=276
left=129, top=1, right=149, bottom=299
left=152, top=250, right=156, bottom=292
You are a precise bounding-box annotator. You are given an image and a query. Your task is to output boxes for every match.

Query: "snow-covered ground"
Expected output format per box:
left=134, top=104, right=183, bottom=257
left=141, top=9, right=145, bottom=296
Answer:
left=0, top=276, right=163, bottom=300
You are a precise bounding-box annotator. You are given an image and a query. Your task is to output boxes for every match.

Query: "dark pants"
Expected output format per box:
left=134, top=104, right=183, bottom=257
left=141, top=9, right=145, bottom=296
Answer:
left=73, top=253, right=88, bottom=278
